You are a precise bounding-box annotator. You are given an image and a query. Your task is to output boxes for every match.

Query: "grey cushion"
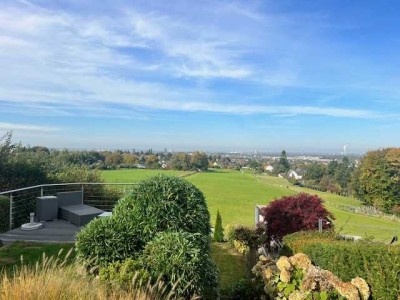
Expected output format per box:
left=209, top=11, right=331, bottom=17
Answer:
left=59, top=204, right=103, bottom=226
left=56, top=191, right=83, bottom=207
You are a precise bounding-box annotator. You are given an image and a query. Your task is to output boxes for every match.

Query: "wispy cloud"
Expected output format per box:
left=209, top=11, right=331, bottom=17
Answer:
left=0, top=122, right=61, bottom=132
left=0, top=0, right=398, bottom=137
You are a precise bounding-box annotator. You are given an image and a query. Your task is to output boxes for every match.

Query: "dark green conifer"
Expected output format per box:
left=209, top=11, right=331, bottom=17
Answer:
left=213, top=210, right=224, bottom=242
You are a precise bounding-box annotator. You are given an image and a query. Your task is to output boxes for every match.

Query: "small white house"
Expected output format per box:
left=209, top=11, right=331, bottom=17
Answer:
left=264, top=165, right=274, bottom=172
left=288, top=170, right=303, bottom=180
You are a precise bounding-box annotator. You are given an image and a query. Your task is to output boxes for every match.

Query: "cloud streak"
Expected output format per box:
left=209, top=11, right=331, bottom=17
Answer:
left=0, top=122, right=61, bottom=132
left=0, top=0, right=397, bottom=132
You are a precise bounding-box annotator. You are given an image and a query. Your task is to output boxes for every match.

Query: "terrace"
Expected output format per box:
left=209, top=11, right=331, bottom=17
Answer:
left=0, top=183, right=136, bottom=244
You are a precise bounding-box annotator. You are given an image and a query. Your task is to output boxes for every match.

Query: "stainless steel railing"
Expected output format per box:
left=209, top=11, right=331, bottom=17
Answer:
left=0, top=183, right=137, bottom=230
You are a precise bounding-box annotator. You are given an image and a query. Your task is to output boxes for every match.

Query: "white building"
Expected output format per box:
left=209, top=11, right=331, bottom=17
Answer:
left=288, top=170, right=303, bottom=180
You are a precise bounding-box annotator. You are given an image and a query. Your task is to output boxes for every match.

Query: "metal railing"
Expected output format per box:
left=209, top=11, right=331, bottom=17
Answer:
left=0, top=183, right=138, bottom=230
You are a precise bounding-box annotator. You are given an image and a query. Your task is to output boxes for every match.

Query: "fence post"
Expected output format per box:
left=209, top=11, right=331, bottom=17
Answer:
left=9, top=193, right=13, bottom=230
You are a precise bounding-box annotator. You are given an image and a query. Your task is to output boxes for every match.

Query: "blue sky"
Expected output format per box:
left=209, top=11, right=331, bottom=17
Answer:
left=0, top=0, right=399, bottom=153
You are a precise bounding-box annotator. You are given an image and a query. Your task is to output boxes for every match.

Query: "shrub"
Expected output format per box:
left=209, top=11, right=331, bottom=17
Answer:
left=229, top=225, right=267, bottom=248
left=229, top=278, right=264, bottom=300
left=113, top=175, right=211, bottom=243
left=76, top=175, right=217, bottom=298
left=252, top=253, right=367, bottom=300
left=213, top=210, right=224, bottom=242
left=99, top=258, right=151, bottom=290
left=0, top=195, right=10, bottom=232
left=52, top=164, right=103, bottom=183
left=76, top=217, right=144, bottom=268
left=260, top=193, right=334, bottom=239
left=142, top=231, right=219, bottom=298
left=225, top=223, right=238, bottom=245
left=282, top=232, right=400, bottom=299
left=76, top=175, right=211, bottom=268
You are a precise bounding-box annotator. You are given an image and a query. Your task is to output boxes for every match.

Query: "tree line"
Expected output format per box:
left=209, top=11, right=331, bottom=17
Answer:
left=1, top=132, right=399, bottom=214
left=0, top=132, right=209, bottom=191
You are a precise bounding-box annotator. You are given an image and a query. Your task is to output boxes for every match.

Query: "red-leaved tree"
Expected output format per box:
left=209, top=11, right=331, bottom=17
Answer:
left=260, top=193, right=334, bottom=239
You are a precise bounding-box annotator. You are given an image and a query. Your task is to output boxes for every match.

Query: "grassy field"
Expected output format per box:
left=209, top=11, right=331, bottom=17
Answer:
left=0, top=242, right=74, bottom=272
left=102, top=169, right=400, bottom=242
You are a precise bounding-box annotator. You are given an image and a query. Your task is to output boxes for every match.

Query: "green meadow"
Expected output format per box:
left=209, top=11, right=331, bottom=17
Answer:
left=102, top=169, right=399, bottom=242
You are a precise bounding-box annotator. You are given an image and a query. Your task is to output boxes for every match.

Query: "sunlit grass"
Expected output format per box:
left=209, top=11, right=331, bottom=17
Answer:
left=102, top=168, right=399, bottom=242
left=210, top=242, right=247, bottom=293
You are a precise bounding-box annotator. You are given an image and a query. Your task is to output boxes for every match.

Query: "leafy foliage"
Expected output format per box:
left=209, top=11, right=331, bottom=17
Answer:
left=273, top=150, right=290, bottom=174
left=213, top=210, right=224, bottom=242
left=76, top=175, right=218, bottom=298
left=302, top=157, right=354, bottom=195
left=113, top=175, right=211, bottom=243
left=260, top=193, right=334, bottom=239
left=76, top=217, right=144, bottom=268
left=142, top=231, right=219, bottom=298
left=0, top=195, right=10, bottom=232
left=282, top=231, right=400, bottom=300
left=229, top=278, right=264, bottom=300
left=228, top=225, right=267, bottom=248
left=99, top=258, right=151, bottom=290
left=353, top=148, right=400, bottom=212
left=170, top=151, right=208, bottom=171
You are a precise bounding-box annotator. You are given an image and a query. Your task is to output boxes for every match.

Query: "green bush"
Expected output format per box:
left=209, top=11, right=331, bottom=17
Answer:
left=76, top=217, right=144, bottom=268
left=99, top=258, right=151, bottom=290
left=0, top=195, right=10, bottom=232
left=228, top=225, right=267, bottom=248
left=225, top=223, right=238, bottom=245
left=229, top=278, right=264, bottom=300
left=76, top=175, right=217, bottom=298
left=213, top=210, right=224, bottom=242
left=142, top=231, right=219, bottom=298
left=113, top=175, right=211, bottom=243
left=282, top=232, right=400, bottom=299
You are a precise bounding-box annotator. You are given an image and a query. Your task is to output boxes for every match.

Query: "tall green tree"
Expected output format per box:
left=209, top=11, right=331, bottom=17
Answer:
left=304, top=163, right=326, bottom=181
left=354, top=148, right=400, bottom=212
left=274, top=150, right=290, bottom=174
left=190, top=151, right=209, bottom=171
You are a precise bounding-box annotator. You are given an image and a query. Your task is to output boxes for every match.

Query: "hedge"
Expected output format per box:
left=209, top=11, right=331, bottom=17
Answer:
left=282, top=231, right=400, bottom=299
left=0, top=195, right=10, bottom=232
left=142, top=231, right=219, bottom=298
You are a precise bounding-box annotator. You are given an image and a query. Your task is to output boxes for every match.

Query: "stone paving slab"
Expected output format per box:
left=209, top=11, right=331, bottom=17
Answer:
left=0, top=219, right=82, bottom=244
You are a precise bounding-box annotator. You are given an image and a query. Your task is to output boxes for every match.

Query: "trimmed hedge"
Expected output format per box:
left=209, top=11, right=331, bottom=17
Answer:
left=0, top=195, right=10, bottom=232
left=75, top=217, right=144, bottom=267
left=76, top=175, right=218, bottom=298
left=99, top=258, right=151, bottom=290
left=113, top=175, right=211, bottom=243
left=142, top=231, right=219, bottom=298
left=282, top=231, right=400, bottom=299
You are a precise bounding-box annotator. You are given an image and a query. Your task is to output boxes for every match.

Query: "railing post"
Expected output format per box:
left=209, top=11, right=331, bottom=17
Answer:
left=9, top=193, right=13, bottom=230
left=40, top=186, right=44, bottom=197
left=81, top=184, right=84, bottom=203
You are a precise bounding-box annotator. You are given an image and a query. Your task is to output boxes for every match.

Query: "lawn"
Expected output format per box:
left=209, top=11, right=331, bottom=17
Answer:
left=102, top=169, right=399, bottom=242
left=211, top=242, right=247, bottom=297
left=0, top=242, right=74, bottom=272
left=186, top=170, right=294, bottom=227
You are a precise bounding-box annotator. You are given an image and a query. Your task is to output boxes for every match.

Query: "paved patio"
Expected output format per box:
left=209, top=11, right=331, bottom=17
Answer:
left=0, top=220, right=82, bottom=244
